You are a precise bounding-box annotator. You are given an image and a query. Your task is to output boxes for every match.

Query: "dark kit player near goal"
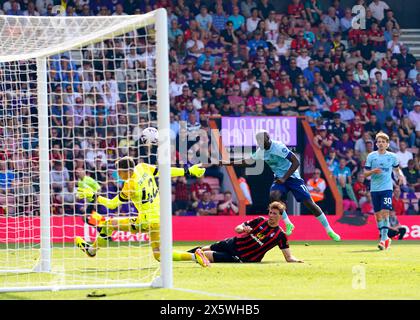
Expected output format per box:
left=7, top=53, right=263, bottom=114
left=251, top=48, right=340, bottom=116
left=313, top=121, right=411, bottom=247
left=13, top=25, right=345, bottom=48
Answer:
left=217, top=130, right=341, bottom=241
left=190, top=201, right=303, bottom=263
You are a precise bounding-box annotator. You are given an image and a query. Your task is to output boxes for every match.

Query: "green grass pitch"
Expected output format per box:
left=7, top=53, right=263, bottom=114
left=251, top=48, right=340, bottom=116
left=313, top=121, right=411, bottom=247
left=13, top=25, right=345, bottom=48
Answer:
left=0, top=241, right=419, bottom=300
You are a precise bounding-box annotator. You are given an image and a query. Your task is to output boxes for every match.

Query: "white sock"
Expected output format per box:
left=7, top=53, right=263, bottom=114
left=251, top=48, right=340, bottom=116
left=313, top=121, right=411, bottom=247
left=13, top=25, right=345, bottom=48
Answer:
left=282, top=211, right=292, bottom=225
left=316, top=214, right=333, bottom=233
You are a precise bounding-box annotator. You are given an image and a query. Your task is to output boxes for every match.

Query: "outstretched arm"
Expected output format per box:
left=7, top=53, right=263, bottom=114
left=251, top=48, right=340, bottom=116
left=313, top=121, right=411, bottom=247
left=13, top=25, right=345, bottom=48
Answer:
left=281, top=248, right=304, bottom=263
left=77, top=176, right=127, bottom=210
left=150, top=164, right=206, bottom=178
left=96, top=194, right=125, bottom=210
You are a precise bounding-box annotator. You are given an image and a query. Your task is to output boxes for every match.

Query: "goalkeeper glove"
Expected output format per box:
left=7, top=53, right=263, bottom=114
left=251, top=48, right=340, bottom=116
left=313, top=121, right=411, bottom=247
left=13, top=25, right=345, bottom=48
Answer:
left=77, top=186, right=96, bottom=202
left=78, top=176, right=101, bottom=192
left=185, top=164, right=206, bottom=178
left=77, top=176, right=101, bottom=202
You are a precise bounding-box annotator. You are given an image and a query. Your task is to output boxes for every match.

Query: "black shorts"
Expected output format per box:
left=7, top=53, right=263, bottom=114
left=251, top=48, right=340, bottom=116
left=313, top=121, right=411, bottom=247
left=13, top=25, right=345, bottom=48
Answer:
left=209, top=238, right=243, bottom=263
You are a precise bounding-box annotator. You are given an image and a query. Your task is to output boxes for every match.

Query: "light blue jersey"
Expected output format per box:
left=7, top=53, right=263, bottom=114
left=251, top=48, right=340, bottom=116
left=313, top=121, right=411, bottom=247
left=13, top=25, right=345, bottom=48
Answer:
left=251, top=140, right=301, bottom=179
left=365, top=151, right=399, bottom=192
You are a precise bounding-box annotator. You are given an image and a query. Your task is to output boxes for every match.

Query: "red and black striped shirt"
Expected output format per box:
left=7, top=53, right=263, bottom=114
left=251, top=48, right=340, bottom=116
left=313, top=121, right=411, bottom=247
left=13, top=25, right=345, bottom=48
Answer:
left=233, top=217, right=289, bottom=262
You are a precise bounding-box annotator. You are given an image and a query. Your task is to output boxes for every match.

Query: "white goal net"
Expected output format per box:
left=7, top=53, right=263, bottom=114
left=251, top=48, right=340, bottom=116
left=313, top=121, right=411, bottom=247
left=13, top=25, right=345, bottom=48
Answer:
left=0, top=9, right=172, bottom=292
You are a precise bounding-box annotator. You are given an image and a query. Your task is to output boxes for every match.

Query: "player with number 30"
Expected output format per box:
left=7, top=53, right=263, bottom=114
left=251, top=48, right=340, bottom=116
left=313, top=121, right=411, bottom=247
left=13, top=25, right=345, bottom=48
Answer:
left=364, top=132, right=404, bottom=250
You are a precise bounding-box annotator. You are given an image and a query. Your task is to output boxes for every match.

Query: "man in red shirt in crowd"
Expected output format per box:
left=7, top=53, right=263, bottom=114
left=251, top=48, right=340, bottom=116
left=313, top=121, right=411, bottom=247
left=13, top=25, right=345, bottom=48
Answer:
left=288, top=0, right=306, bottom=21
left=274, top=71, right=293, bottom=97
left=347, top=115, right=365, bottom=142
left=353, top=172, right=369, bottom=208
left=386, top=58, right=400, bottom=85
left=191, top=176, right=212, bottom=205
left=175, top=86, right=193, bottom=111
left=365, top=83, right=384, bottom=111
left=313, top=125, right=334, bottom=156
left=392, top=186, right=406, bottom=215
left=348, top=28, right=366, bottom=47
left=290, top=31, right=310, bottom=55
left=217, top=191, right=239, bottom=215
left=367, top=22, right=385, bottom=52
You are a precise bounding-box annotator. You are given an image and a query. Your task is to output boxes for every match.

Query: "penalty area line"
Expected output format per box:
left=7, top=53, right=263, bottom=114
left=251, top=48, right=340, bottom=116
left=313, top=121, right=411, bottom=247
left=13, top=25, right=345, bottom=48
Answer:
left=172, top=287, right=260, bottom=300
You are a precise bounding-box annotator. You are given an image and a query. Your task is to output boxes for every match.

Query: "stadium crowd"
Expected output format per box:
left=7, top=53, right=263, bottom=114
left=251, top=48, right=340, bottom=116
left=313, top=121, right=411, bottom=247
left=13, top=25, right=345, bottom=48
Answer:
left=0, top=0, right=418, bottom=217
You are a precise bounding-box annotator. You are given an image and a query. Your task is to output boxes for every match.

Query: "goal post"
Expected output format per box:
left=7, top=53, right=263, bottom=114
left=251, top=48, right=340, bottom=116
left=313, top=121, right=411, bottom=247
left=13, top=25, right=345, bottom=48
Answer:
left=0, top=9, right=172, bottom=291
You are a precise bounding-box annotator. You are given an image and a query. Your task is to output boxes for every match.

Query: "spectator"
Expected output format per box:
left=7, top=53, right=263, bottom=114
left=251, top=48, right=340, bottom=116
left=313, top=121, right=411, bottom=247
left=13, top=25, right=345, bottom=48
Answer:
left=212, top=5, right=228, bottom=33
left=217, top=191, right=239, bottom=215
left=304, top=103, right=322, bottom=126
left=334, top=158, right=359, bottom=210
left=408, top=101, right=420, bottom=129
left=353, top=172, right=369, bottom=208
left=228, top=5, right=245, bottom=31
left=291, top=30, right=310, bottom=55
left=335, top=132, right=354, bottom=158
left=195, top=191, right=217, bottom=216
left=196, top=5, right=213, bottom=34
left=368, top=22, right=386, bottom=52
left=395, top=46, right=416, bottom=75
left=349, top=87, right=368, bottom=111
left=391, top=186, right=406, bottom=216
left=191, top=176, right=212, bottom=206
left=396, top=141, right=414, bottom=168
left=241, top=0, right=257, bottom=18
left=387, top=210, right=407, bottom=239
left=327, top=113, right=347, bottom=142
left=353, top=61, right=370, bottom=90
left=364, top=114, right=382, bottom=137
left=340, top=8, right=353, bottom=36
left=279, top=88, right=298, bottom=116
left=313, top=125, right=334, bottom=155
left=246, top=8, right=261, bottom=33
left=398, top=116, right=416, bottom=147
left=402, top=159, right=420, bottom=193
left=305, top=0, right=323, bottom=25
left=391, top=98, right=409, bottom=125
left=322, top=7, right=340, bottom=34
left=50, top=161, right=70, bottom=193
left=347, top=115, right=365, bottom=142
left=368, top=0, right=390, bottom=22
left=257, top=0, right=275, bottom=20
left=306, top=169, right=326, bottom=202
left=408, top=61, right=420, bottom=82
left=357, top=34, right=376, bottom=68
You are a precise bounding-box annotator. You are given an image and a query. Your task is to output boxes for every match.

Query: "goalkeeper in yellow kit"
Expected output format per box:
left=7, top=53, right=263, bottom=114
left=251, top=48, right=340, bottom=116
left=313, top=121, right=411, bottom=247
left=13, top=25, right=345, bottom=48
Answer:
left=75, top=156, right=210, bottom=267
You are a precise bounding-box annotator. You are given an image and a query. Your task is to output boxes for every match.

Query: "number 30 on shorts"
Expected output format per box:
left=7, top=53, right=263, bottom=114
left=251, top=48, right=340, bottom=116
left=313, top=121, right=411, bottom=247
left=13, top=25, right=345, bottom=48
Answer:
left=383, top=197, right=392, bottom=205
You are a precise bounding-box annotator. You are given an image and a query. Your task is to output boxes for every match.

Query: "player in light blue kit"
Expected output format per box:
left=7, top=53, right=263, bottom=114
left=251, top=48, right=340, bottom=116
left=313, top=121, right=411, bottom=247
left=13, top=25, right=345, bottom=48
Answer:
left=220, top=131, right=341, bottom=241
left=364, top=132, right=403, bottom=250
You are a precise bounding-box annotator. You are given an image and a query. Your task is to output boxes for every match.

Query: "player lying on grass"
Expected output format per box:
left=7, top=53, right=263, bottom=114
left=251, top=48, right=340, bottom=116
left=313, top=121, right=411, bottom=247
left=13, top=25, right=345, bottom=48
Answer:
left=189, top=201, right=303, bottom=263
left=364, top=132, right=403, bottom=250
left=75, top=156, right=211, bottom=267
left=218, top=130, right=340, bottom=241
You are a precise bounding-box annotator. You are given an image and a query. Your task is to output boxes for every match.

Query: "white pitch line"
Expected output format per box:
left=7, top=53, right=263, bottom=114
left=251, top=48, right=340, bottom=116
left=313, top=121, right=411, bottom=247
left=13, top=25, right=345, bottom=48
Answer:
left=172, top=287, right=260, bottom=300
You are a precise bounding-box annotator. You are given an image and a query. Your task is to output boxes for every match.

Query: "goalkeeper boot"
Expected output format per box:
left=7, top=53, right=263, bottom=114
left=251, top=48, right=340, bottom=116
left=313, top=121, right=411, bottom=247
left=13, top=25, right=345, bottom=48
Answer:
left=285, top=223, right=295, bottom=236
left=378, top=241, right=385, bottom=250
left=75, top=236, right=96, bottom=257
left=84, top=211, right=106, bottom=232
left=385, top=238, right=392, bottom=250
left=194, top=249, right=210, bottom=268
